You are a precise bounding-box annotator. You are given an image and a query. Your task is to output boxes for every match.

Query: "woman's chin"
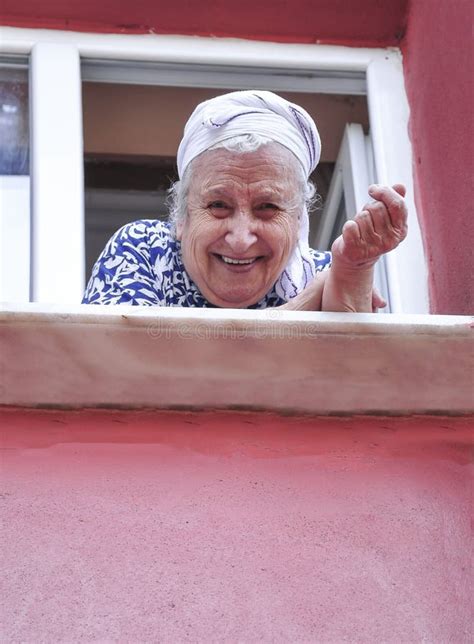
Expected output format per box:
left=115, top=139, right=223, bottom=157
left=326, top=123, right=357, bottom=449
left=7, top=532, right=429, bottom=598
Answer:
left=204, top=283, right=267, bottom=308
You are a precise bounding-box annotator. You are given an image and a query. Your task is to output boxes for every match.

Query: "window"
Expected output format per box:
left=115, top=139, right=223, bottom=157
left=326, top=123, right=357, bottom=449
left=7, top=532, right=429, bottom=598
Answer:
left=82, top=82, right=370, bottom=281
left=0, top=28, right=429, bottom=312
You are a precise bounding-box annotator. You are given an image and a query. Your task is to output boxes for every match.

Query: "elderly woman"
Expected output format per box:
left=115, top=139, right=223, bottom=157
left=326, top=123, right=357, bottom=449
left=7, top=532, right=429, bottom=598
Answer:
left=83, top=91, right=407, bottom=312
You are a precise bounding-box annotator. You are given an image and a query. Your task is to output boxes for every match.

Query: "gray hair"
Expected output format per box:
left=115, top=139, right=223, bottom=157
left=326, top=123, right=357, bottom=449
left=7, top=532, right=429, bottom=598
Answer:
left=167, top=134, right=317, bottom=234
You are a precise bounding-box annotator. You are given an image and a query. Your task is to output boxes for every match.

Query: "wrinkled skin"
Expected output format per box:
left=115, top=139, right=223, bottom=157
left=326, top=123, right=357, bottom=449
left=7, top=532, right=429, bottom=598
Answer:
left=332, top=183, right=408, bottom=269
left=177, top=144, right=408, bottom=312
left=283, top=184, right=408, bottom=313
left=176, top=144, right=302, bottom=308
left=323, top=183, right=408, bottom=313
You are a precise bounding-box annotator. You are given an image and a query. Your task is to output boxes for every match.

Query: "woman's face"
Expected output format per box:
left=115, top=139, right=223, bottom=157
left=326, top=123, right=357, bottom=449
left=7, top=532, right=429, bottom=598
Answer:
left=176, top=143, right=302, bottom=308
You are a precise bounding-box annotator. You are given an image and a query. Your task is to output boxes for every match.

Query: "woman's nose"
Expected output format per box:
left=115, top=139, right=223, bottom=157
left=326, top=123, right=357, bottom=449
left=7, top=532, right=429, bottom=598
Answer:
left=225, top=212, right=258, bottom=252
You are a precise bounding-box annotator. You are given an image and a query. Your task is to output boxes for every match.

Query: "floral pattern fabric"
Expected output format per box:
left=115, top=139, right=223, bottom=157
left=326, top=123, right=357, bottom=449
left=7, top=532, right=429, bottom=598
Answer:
left=82, top=220, right=331, bottom=308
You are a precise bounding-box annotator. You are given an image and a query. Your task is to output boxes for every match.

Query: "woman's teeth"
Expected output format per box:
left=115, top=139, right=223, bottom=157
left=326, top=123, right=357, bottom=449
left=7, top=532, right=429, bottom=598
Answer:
left=220, top=255, right=256, bottom=265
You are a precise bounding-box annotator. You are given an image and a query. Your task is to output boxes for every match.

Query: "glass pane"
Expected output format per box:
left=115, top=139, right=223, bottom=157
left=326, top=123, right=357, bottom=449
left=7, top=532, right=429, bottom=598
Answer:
left=0, top=66, right=29, bottom=175
left=329, top=192, right=347, bottom=247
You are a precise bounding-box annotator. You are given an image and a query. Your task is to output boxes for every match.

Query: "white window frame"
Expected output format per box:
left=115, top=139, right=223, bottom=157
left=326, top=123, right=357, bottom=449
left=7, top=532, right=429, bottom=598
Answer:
left=0, top=27, right=429, bottom=313
left=0, top=175, right=30, bottom=302
left=315, top=123, right=391, bottom=311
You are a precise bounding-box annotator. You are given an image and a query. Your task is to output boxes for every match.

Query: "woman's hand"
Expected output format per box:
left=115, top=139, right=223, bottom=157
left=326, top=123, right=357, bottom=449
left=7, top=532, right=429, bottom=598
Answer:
left=321, top=184, right=408, bottom=313
left=280, top=183, right=406, bottom=313
left=331, top=184, right=408, bottom=269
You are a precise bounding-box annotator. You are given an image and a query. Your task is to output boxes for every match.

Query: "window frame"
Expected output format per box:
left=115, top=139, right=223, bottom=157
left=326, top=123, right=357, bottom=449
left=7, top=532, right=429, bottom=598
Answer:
left=0, top=26, right=429, bottom=313
left=0, top=175, right=30, bottom=302
left=315, top=123, right=391, bottom=312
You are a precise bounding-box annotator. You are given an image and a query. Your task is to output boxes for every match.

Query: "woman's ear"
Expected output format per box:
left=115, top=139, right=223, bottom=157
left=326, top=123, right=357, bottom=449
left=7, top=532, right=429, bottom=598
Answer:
left=175, top=220, right=184, bottom=241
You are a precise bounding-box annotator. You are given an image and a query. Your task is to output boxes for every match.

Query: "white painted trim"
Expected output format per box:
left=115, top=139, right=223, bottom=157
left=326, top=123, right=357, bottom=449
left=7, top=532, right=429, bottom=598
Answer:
left=81, top=59, right=365, bottom=95
left=316, top=125, right=392, bottom=311
left=341, top=125, right=391, bottom=311
left=0, top=27, right=392, bottom=70
left=3, top=301, right=465, bottom=327
left=1, top=304, right=472, bottom=414
left=341, top=124, right=371, bottom=216
left=314, top=162, right=343, bottom=249
left=317, top=124, right=367, bottom=249
left=30, top=42, right=85, bottom=302
left=0, top=176, right=30, bottom=302
left=0, top=54, right=28, bottom=69
left=363, top=133, right=391, bottom=305
left=367, top=57, right=429, bottom=314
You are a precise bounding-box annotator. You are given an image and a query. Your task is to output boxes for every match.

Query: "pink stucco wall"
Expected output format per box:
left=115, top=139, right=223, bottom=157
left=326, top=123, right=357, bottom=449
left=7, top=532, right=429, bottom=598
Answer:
left=401, top=0, right=473, bottom=314
left=2, top=408, right=472, bottom=641
left=0, top=0, right=408, bottom=45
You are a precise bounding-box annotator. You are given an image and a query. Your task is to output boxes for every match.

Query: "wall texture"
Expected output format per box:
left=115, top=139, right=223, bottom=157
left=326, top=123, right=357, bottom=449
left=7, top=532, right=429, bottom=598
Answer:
left=2, top=408, right=472, bottom=641
left=0, top=0, right=408, bottom=45
left=401, top=0, right=473, bottom=314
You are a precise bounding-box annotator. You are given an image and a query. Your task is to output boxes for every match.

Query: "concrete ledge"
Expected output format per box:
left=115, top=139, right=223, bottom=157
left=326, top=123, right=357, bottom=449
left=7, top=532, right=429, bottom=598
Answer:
left=1, top=303, right=472, bottom=414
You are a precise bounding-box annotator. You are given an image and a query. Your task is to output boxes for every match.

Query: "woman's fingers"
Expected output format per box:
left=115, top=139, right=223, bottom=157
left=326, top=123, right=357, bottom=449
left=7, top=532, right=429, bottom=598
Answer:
left=372, top=287, right=387, bottom=311
left=367, top=184, right=408, bottom=234
left=392, top=183, right=406, bottom=198
left=352, top=209, right=380, bottom=248
left=361, top=200, right=389, bottom=239
left=339, top=213, right=378, bottom=265
left=341, top=218, right=361, bottom=243
left=332, top=182, right=408, bottom=268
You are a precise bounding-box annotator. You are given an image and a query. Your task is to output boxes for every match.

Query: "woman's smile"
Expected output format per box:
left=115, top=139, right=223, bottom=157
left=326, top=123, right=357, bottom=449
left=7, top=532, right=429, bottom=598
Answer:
left=218, top=254, right=259, bottom=265
left=213, top=253, right=264, bottom=271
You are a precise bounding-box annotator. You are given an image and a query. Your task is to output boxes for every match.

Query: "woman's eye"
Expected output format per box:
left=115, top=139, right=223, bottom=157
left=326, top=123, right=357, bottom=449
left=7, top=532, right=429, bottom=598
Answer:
left=206, top=201, right=231, bottom=217
left=208, top=201, right=228, bottom=209
left=257, top=203, right=279, bottom=212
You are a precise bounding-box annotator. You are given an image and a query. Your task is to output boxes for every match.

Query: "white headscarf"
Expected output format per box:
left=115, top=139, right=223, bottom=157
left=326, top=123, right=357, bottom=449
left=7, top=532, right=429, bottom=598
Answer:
left=177, top=90, right=322, bottom=301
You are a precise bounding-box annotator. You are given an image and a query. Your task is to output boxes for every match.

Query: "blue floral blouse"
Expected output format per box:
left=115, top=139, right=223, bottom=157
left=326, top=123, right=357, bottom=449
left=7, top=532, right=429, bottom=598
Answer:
left=82, top=220, right=331, bottom=308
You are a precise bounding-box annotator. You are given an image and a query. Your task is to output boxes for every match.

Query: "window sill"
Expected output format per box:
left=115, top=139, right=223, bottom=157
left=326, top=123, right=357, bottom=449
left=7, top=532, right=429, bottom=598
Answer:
left=1, top=303, right=472, bottom=415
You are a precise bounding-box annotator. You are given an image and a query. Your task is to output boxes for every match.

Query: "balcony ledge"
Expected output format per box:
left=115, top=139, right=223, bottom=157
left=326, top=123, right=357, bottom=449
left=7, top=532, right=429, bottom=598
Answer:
left=1, top=303, right=472, bottom=415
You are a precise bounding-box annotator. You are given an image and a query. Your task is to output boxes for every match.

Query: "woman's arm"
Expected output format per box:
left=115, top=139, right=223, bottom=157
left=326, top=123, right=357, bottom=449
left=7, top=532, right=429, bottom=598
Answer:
left=280, top=270, right=386, bottom=312
left=83, top=220, right=160, bottom=306
left=280, top=184, right=407, bottom=313
left=279, top=271, right=327, bottom=311
left=322, top=184, right=407, bottom=312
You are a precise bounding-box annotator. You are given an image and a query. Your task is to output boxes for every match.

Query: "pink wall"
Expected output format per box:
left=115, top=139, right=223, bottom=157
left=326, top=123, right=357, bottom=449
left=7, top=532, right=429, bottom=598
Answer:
left=0, top=0, right=408, bottom=46
left=2, top=408, right=472, bottom=640
left=401, top=0, right=473, bottom=314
